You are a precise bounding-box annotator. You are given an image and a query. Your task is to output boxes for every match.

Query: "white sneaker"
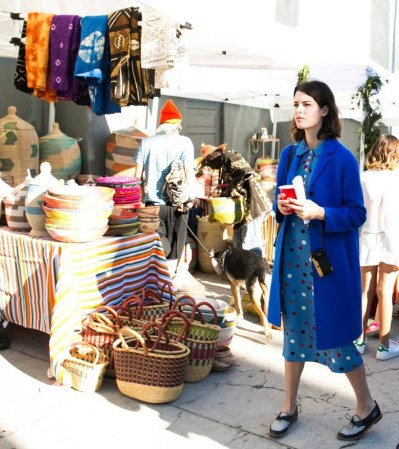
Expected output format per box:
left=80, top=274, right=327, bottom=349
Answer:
left=354, top=338, right=366, bottom=355
left=376, top=340, right=399, bottom=360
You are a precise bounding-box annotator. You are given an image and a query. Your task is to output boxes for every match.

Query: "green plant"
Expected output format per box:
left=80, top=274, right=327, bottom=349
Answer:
left=352, top=68, right=386, bottom=156
left=297, top=64, right=310, bottom=84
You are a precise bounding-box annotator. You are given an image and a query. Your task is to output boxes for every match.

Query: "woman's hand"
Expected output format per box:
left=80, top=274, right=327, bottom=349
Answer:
left=277, top=193, right=295, bottom=215
left=288, top=198, right=326, bottom=221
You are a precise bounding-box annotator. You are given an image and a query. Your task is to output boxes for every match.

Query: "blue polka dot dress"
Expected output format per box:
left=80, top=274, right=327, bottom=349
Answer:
left=280, top=145, right=362, bottom=373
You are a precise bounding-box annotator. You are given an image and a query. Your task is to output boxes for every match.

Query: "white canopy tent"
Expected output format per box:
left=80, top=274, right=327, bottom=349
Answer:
left=1, top=0, right=398, bottom=133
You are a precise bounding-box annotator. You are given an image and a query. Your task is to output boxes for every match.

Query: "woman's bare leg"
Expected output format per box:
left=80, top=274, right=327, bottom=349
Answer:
left=345, top=363, right=375, bottom=418
left=376, top=262, right=398, bottom=348
left=360, top=266, right=378, bottom=340
left=281, top=360, right=305, bottom=414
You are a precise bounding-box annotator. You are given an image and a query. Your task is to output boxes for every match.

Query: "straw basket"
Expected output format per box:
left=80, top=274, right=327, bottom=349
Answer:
left=121, top=283, right=174, bottom=322
left=163, top=297, right=221, bottom=382
left=113, top=323, right=190, bottom=403
left=81, top=305, right=145, bottom=377
left=196, top=216, right=233, bottom=273
left=208, top=196, right=244, bottom=225
left=60, top=342, right=109, bottom=392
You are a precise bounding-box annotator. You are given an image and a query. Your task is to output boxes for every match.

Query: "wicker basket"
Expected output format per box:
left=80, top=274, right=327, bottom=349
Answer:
left=81, top=305, right=145, bottom=377
left=164, top=297, right=221, bottom=382
left=60, top=342, right=109, bottom=392
left=113, top=323, right=190, bottom=403
left=121, top=283, right=174, bottom=322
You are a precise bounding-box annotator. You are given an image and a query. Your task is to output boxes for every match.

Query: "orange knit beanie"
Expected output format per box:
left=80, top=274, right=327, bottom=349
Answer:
left=159, top=100, right=182, bottom=124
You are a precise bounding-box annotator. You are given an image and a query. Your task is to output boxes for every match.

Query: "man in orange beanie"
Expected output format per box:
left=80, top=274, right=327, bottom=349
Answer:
left=133, top=99, right=196, bottom=276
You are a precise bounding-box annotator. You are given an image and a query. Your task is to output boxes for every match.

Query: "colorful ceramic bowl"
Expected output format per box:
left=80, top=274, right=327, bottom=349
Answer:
left=47, top=185, right=115, bottom=202
left=43, top=193, right=114, bottom=211
left=45, top=217, right=109, bottom=229
left=42, top=204, right=113, bottom=222
left=45, top=225, right=109, bottom=243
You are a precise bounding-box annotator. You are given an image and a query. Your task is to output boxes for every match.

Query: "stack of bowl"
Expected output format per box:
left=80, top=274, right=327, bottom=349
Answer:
left=42, top=185, right=115, bottom=242
left=95, top=176, right=142, bottom=209
left=136, top=205, right=160, bottom=233
left=105, top=207, right=140, bottom=236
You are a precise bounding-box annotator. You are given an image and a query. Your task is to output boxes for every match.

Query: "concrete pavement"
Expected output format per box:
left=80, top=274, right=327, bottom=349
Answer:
left=1, top=271, right=399, bottom=449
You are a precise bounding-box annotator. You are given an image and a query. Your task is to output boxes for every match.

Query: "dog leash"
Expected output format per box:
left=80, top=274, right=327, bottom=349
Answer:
left=181, top=213, right=217, bottom=259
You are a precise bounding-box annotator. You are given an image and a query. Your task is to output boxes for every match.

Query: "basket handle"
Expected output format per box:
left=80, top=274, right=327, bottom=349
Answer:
left=112, top=305, right=133, bottom=321
left=86, top=313, right=116, bottom=334
left=194, top=301, right=219, bottom=325
left=172, top=295, right=206, bottom=324
left=161, top=282, right=174, bottom=308
left=118, top=326, right=148, bottom=356
left=70, top=341, right=100, bottom=364
left=91, top=305, right=121, bottom=326
left=120, top=294, right=145, bottom=319
left=139, top=321, right=170, bottom=351
left=160, top=309, right=191, bottom=341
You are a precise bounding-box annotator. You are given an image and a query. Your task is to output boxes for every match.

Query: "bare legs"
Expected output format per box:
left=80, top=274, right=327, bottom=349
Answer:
left=281, top=360, right=305, bottom=414
left=376, top=263, right=398, bottom=348
left=360, top=266, right=378, bottom=340
left=361, top=263, right=398, bottom=347
left=281, top=361, right=375, bottom=419
left=345, top=364, right=375, bottom=418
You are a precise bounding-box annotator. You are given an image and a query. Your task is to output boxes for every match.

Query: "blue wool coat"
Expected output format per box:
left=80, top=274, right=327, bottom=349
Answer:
left=268, top=138, right=366, bottom=350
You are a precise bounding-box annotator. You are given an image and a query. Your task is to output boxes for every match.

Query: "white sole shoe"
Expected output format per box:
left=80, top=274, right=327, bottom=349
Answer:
left=376, top=340, right=399, bottom=360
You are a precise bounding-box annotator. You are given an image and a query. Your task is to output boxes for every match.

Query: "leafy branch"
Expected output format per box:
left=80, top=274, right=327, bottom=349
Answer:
left=352, top=68, right=386, bottom=155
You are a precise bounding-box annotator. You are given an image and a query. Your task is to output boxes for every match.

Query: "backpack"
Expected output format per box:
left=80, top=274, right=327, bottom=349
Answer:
left=163, top=159, right=189, bottom=206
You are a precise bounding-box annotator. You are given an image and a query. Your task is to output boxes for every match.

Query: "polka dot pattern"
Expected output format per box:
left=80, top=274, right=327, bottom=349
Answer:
left=279, top=149, right=362, bottom=374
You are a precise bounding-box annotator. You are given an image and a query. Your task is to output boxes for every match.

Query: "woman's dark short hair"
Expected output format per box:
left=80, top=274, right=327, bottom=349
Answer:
left=290, top=80, right=342, bottom=142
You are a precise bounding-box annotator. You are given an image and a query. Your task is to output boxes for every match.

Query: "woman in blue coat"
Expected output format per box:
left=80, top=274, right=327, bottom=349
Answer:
left=268, top=80, right=381, bottom=441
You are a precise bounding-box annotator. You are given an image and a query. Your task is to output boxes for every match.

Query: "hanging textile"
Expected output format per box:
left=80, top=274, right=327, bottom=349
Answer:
left=141, top=6, right=187, bottom=89
left=25, top=12, right=58, bottom=101
left=48, top=15, right=89, bottom=105
left=14, top=20, right=33, bottom=94
left=74, top=15, right=121, bottom=115
left=108, top=7, right=156, bottom=107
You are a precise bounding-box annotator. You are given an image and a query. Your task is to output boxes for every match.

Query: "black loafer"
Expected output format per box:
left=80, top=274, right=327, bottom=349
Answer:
left=337, top=401, right=382, bottom=441
left=269, top=407, right=298, bottom=438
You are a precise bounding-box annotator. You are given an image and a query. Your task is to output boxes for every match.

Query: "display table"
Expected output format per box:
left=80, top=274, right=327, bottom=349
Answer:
left=0, top=227, right=172, bottom=381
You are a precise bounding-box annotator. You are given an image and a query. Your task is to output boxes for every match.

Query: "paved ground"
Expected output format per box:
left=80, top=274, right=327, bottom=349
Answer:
left=1, top=270, right=399, bottom=449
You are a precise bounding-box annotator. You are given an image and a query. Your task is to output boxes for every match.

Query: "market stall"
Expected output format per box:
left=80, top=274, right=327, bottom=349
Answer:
left=0, top=227, right=172, bottom=381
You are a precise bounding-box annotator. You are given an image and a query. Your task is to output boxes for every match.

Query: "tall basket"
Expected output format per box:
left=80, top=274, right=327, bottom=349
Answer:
left=163, top=297, right=221, bottom=382
left=113, top=322, right=190, bottom=403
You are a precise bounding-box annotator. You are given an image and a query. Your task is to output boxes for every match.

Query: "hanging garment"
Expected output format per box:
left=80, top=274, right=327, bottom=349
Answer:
left=108, top=7, right=155, bottom=107
left=74, top=15, right=121, bottom=115
left=48, top=15, right=88, bottom=104
left=25, top=12, right=58, bottom=101
left=14, top=20, right=33, bottom=94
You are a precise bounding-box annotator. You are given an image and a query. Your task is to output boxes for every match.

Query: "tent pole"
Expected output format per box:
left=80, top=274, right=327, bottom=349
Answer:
left=271, top=111, right=278, bottom=160
left=48, top=103, right=55, bottom=133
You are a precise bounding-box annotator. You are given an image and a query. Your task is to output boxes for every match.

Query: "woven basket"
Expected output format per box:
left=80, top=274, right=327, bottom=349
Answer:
left=81, top=305, right=145, bottom=377
left=60, top=342, right=109, bottom=392
left=164, top=297, right=221, bottom=382
left=208, top=196, right=244, bottom=225
left=113, top=323, right=190, bottom=403
left=121, top=283, right=173, bottom=322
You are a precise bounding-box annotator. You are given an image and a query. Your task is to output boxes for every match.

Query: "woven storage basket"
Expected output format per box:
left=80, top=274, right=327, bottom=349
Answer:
left=196, top=216, right=233, bottom=273
left=81, top=305, right=145, bottom=377
left=208, top=196, right=244, bottom=225
left=164, top=297, right=220, bottom=382
left=60, top=342, right=109, bottom=392
left=113, top=323, right=190, bottom=403
left=121, top=283, right=173, bottom=322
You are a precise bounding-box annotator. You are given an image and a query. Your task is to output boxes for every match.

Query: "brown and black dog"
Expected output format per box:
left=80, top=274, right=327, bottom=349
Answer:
left=211, top=247, right=273, bottom=341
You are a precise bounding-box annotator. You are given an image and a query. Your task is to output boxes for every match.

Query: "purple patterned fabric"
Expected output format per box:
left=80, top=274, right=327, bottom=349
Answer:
left=48, top=15, right=87, bottom=102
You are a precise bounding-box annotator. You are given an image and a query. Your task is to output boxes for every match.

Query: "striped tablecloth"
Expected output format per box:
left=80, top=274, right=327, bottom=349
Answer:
left=0, top=227, right=172, bottom=381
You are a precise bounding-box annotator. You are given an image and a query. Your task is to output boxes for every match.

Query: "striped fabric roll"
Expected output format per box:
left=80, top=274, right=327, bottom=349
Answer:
left=0, top=228, right=172, bottom=382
